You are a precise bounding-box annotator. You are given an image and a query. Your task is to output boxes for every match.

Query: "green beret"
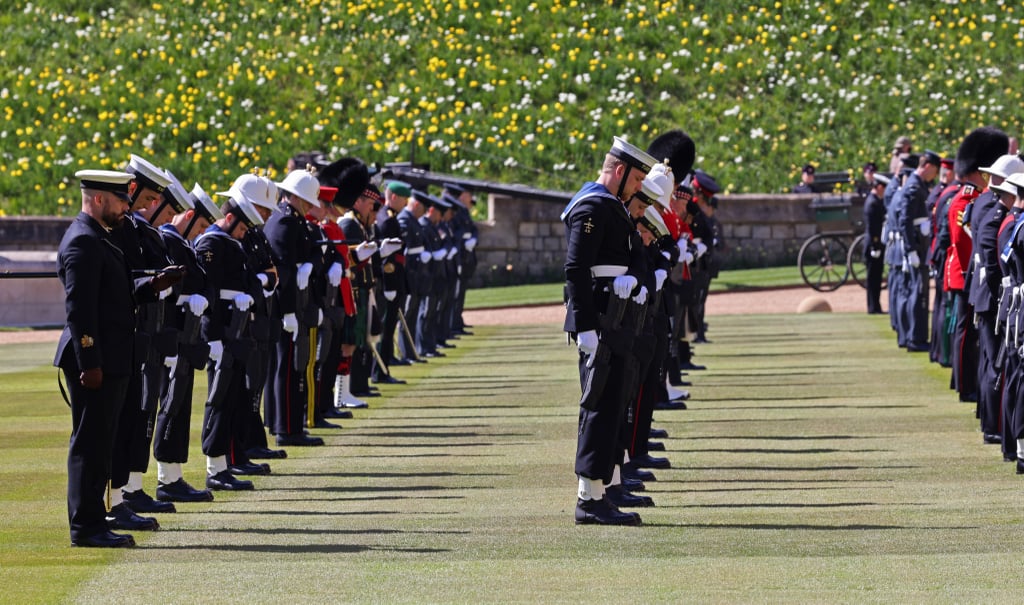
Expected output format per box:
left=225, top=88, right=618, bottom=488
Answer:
left=386, top=180, right=412, bottom=198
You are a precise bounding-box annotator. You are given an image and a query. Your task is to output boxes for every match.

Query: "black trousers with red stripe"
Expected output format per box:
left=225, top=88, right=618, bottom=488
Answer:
left=265, top=333, right=306, bottom=436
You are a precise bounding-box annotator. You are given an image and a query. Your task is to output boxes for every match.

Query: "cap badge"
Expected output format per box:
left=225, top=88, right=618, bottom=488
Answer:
left=80, top=335, right=95, bottom=348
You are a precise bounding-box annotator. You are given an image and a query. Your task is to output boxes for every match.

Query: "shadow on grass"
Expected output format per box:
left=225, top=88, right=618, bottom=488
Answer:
left=142, top=544, right=450, bottom=554
left=161, top=527, right=471, bottom=536
left=643, top=522, right=977, bottom=530
left=685, top=404, right=925, bottom=410
left=668, top=447, right=892, bottom=454
left=683, top=465, right=919, bottom=471
left=282, top=471, right=511, bottom=478
left=676, top=435, right=880, bottom=441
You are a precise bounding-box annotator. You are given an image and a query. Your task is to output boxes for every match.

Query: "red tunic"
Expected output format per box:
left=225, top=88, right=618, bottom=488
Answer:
left=319, top=219, right=356, bottom=316
left=944, top=184, right=980, bottom=292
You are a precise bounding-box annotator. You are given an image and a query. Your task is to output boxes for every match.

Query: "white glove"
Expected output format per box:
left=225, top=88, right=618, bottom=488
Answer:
left=296, top=262, right=313, bottom=290
left=420, top=250, right=432, bottom=263
left=282, top=312, right=299, bottom=336
left=446, top=247, right=458, bottom=260
left=907, top=250, right=921, bottom=268
left=317, top=308, right=323, bottom=326
left=694, top=240, right=708, bottom=258
left=327, top=262, right=343, bottom=287
left=208, top=341, right=223, bottom=366
left=918, top=219, right=932, bottom=237
left=676, top=238, right=688, bottom=258
left=163, top=355, right=178, bottom=374
left=577, top=329, right=598, bottom=356
left=380, top=238, right=403, bottom=258
left=661, top=250, right=672, bottom=261
left=683, top=250, right=695, bottom=265
left=869, top=248, right=882, bottom=258
left=159, top=287, right=172, bottom=300
left=384, top=290, right=397, bottom=301
left=432, top=249, right=446, bottom=261
left=186, top=294, right=208, bottom=316
left=232, top=293, right=253, bottom=312
left=612, top=275, right=638, bottom=299
left=654, top=269, right=668, bottom=291
left=355, top=241, right=378, bottom=261
left=257, top=272, right=270, bottom=288
left=634, top=285, right=648, bottom=305
left=465, top=237, right=477, bottom=251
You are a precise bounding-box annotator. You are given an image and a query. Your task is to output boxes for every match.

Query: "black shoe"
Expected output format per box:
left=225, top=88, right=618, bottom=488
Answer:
left=72, top=530, right=136, bottom=548
left=678, top=380, right=693, bottom=387
left=574, top=498, right=642, bottom=526
left=679, top=361, right=706, bottom=371
left=693, top=337, right=711, bottom=344
left=647, top=441, right=666, bottom=452
left=351, top=389, right=382, bottom=398
left=1004, top=454, right=1018, bottom=462
left=438, top=342, right=456, bottom=349
left=246, top=446, right=288, bottom=460
left=122, top=489, right=176, bottom=513
left=631, top=454, right=671, bottom=469
left=206, top=471, right=254, bottom=491
left=372, top=375, right=407, bottom=385
left=275, top=433, right=325, bottom=447
left=391, top=358, right=413, bottom=366
left=454, top=329, right=473, bottom=336
left=621, top=477, right=646, bottom=492
left=1017, top=460, right=1024, bottom=475
left=622, top=466, right=656, bottom=482
left=604, top=485, right=655, bottom=508
left=413, top=357, right=428, bottom=363
left=228, top=461, right=271, bottom=476
left=906, top=342, right=929, bottom=352
left=156, top=478, right=214, bottom=503
left=313, top=418, right=343, bottom=429
left=983, top=433, right=1002, bottom=445
left=423, top=351, right=446, bottom=358
left=649, top=428, right=669, bottom=439
left=654, top=400, right=687, bottom=411
left=106, top=503, right=159, bottom=531
left=323, top=407, right=353, bottom=419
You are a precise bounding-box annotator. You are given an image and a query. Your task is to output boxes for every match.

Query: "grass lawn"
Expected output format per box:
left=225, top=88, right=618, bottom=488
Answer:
left=465, top=266, right=804, bottom=309
left=1, top=311, right=1019, bottom=603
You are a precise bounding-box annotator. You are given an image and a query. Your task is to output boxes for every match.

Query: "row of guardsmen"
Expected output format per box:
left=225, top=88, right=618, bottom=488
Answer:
left=878, top=126, right=1024, bottom=475
left=562, top=131, right=726, bottom=526
left=55, top=153, right=478, bottom=548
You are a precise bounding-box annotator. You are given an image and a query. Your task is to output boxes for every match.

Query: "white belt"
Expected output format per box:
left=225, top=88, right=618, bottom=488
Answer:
left=912, top=217, right=927, bottom=226
left=406, top=246, right=424, bottom=254
left=1003, top=276, right=1013, bottom=288
left=591, top=265, right=628, bottom=278
left=219, top=289, right=245, bottom=301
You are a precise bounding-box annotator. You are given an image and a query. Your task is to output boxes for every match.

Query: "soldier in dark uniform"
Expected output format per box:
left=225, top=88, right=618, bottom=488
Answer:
left=563, top=136, right=655, bottom=526
left=444, top=183, right=479, bottom=335
left=896, top=150, right=941, bottom=351
left=792, top=164, right=815, bottom=193
left=107, top=155, right=179, bottom=528
left=434, top=200, right=459, bottom=349
left=997, top=174, right=1024, bottom=468
left=928, top=160, right=960, bottom=365
left=195, top=191, right=265, bottom=490
left=374, top=180, right=411, bottom=383
left=57, top=170, right=179, bottom=547
left=151, top=178, right=218, bottom=503
left=969, top=154, right=1024, bottom=443
left=398, top=191, right=430, bottom=363
left=415, top=191, right=450, bottom=357
left=862, top=175, right=888, bottom=314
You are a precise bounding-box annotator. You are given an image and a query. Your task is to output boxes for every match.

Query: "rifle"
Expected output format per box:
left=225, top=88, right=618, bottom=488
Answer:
left=579, top=294, right=630, bottom=411
left=161, top=309, right=208, bottom=440
left=206, top=346, right=235, bottom=410
left=397, top=307, right=422, bottom=362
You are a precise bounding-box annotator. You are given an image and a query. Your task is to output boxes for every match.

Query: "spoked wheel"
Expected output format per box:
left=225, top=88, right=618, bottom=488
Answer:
left=799, top=234, right=849, bottom=292
left=847, top=233, right=889, bottom=290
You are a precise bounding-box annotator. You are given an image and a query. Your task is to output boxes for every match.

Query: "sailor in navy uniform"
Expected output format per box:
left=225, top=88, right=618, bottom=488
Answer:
left=57, top=170, right=179, bottom=547
left=563, top=137, right=655, bottom=526
left=151, top=177, right=218, bottom=503
left=415, top=191, right=450, bottom=357
left=443, top=183, right=479, bottom=335
left=194, top=192, right=264, bottom=490
left=108, top=155, right=179, bottom=527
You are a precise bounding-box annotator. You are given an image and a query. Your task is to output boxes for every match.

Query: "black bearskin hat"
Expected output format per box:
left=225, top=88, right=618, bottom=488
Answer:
left=955, top=127, right=1009, bottom=177
left=646, top=130, right=696, bottom=185
left=317, top=157, right=369, bottom=209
